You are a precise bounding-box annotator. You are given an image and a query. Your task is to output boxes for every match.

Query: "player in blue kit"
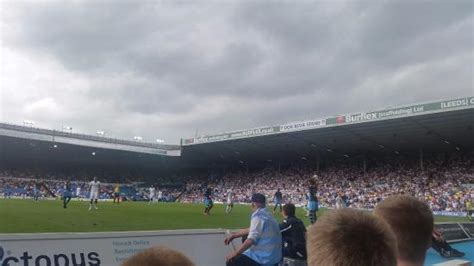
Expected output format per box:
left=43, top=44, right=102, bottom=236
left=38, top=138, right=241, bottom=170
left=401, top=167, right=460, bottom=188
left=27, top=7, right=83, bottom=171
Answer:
left=32, top=181, right=40, bottom=201
left=63, top=179, right=72, bottom=209
left=273, top=188, right=283, bottom=214
left=203, top=187, right=214, bottom=215
left=307, top=180, right=319, bottom=224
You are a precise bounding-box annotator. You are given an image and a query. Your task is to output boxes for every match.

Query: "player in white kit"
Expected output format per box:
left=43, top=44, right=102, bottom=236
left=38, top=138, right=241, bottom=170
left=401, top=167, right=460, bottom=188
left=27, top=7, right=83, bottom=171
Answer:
left=225, top=189, right=234, bottom=214
left=157, top=190, right=163, bottom=202
left=148, top=186, right=156, bottom=204
left=76, top=185, right=82, bottom=200
left=89, top=177, right=100, bottom=210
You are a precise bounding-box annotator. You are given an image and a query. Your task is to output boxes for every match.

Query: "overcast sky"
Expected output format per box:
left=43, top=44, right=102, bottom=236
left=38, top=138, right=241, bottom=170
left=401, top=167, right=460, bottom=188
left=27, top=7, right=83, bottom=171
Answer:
left=1, top=0, right=472, bottom=143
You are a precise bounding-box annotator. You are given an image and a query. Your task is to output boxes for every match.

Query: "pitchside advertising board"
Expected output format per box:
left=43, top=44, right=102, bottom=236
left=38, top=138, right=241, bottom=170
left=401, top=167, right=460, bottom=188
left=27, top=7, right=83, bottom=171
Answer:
left=0, top=229, right=232, bottom=266
left=183, top=96, right=474, bottom=145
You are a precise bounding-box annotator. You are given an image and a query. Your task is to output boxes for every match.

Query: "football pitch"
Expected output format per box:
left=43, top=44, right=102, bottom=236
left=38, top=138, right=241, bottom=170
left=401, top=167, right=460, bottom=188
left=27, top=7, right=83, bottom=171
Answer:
left=0, top=199, right=468, bottom=233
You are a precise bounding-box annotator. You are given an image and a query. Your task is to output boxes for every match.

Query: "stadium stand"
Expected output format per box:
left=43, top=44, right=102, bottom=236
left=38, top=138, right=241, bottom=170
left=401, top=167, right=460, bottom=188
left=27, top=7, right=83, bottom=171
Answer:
left=180, top=151, right=473, bottom=213
left=1, top=150, right=472, bottom=213
left=0, top=174, right=184, bottom=202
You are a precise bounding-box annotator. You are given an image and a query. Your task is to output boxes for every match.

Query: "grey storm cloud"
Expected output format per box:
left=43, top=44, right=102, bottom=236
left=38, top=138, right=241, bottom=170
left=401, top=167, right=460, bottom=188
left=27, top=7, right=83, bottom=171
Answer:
left=1, top=0, right=472, bottom=143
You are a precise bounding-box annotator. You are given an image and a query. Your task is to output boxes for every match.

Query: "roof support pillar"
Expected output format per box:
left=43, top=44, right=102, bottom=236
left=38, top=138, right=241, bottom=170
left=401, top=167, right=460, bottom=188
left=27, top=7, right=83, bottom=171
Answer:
left=363, top=156, right=367, bottom=175
left=316, top=152, right=320, bottom=173
left=419, top=148, right=424, bottom=172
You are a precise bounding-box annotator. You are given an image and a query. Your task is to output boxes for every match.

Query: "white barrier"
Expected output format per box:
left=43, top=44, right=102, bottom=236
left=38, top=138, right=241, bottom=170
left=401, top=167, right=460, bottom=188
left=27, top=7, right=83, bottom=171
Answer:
left=434, top=259, right=472, bottom=266
left=0, top=229, right=233, bottom=266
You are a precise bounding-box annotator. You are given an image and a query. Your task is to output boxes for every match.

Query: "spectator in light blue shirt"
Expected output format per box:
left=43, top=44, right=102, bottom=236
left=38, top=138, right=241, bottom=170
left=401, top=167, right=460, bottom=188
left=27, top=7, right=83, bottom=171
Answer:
left=225, top=193, right=282, bottom=266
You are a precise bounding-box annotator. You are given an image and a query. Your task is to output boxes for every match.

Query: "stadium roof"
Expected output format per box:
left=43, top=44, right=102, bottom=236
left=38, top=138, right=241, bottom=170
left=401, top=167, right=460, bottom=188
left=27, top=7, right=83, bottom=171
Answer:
left=0, top=134, right=183, bottom=174
left=0, top=122, right=181, bottom=156
left=1, top=96, right=473, bottom=171
left=0, top=122, right=183, bottom=173
left=181, top=96, right=474, bottom=166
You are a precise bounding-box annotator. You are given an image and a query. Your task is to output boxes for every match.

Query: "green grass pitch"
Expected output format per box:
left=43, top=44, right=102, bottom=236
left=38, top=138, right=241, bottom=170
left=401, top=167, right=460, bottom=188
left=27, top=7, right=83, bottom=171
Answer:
left=0, top=199, right=468, bottom=233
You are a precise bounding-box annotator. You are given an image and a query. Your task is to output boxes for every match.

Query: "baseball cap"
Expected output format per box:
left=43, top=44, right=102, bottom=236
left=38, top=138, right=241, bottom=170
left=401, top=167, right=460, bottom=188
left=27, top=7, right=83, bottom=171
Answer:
left=251, top=193, right=266, bottom=204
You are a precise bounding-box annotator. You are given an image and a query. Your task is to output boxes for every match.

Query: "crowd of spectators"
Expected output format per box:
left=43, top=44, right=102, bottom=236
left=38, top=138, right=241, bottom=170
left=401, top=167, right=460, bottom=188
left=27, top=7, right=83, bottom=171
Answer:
left=0, top=176, right=181, bottom=202
left=1, top=152, right=473, bottom=212
left=0, top=168, right=185, bottom=184
left=0, top=177, right=122, bottom=199
left=181, top=152, right=474, bottom=212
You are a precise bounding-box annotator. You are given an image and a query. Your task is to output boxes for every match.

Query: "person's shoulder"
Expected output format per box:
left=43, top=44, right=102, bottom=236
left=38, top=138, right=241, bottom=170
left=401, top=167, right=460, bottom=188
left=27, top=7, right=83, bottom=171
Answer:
left=288, top=216, right=304, bottom=224
left=280, top=218, right=290, bottom=226
left=251, top=208, right=264, bottom=218
left=297, top=217, right=306, bottom=225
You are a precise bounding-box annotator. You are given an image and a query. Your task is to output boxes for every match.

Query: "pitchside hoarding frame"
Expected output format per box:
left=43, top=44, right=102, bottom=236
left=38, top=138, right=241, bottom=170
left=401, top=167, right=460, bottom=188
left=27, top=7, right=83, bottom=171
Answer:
left=183, top=96, right=474, bottom=145
left=435, top=222, right=474, bottom=243
left=0, top=229, right=232, bottom=266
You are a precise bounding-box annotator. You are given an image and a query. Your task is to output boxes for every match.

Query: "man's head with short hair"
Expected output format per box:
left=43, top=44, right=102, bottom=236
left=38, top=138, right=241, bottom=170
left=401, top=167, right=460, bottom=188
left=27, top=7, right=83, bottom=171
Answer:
left=307, top=209, right=397, bottom=266
left=122, top=246, right=194, bottom=266
left=374, top=195, right=434, bottom=265
left=282, top=203, right=296, bottom=218
left=251, top=193, right=266, bottom=209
